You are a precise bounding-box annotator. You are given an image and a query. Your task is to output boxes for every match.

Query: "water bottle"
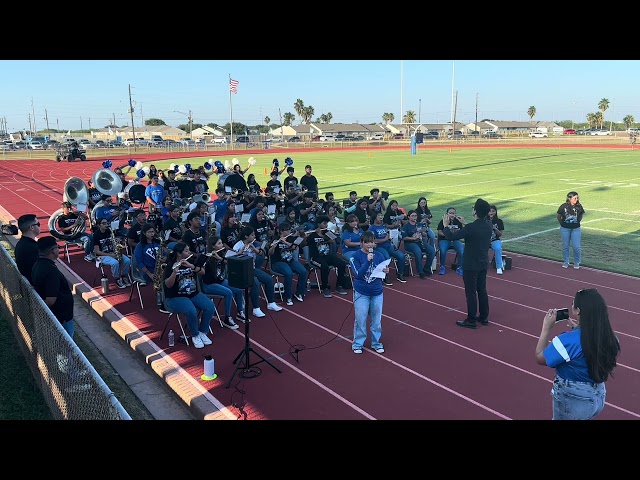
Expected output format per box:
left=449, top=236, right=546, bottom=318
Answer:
left=168, top=329, right=175, bottom=347
left=201, top=354, right=217, bottom=380
left=101, top=273, right=109, bottom=294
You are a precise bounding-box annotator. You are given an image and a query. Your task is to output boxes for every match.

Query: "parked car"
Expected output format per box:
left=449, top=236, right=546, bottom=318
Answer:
left=590, top=129, right=612, bottom=136
left=482, top=131, right=502, bottom=139
left=528, top=131, right=548, bottom=138
left=468, top=130, right=481, bottom=137
left=106, top=140, right=122, bottom=148
left=28, top=141, right=45, bottom=150
left=447, top=131, right=465, bottom=139
left=563, top=129, right=576, bottom=135
left=354, top=135, right=365, bottom=141
left=212, top=136, right=227, bottom=144
left=335, top=134, right=347, bottom=141
left=236, top=136, right=250, bottom=143
left=311, top=135, right=322, bottom=141
left=44, top=140, right=60, bottom=149
left=319, top=135, right=335, bottom=141
left=342, top=136, right=357, bottom=141
left=78, top=139, right=93, bottom=148
left=288, top=136, right=301, bottom=142
left=368, top=133, right=384, bottom=141
left=265, top=137, right=283, bottom=143
left=13, top=141, right=27, bottom=149
left=423, top=131, right=440, bottom=139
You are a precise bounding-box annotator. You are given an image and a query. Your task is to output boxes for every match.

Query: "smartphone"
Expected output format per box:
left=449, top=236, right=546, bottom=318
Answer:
left=555, top=308, right=570, bottom=322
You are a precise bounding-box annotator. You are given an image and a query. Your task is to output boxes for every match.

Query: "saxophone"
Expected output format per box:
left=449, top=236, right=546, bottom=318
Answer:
left=153, top=237, right=168, bottom=291
left=110, top=227, right=124, bottom=265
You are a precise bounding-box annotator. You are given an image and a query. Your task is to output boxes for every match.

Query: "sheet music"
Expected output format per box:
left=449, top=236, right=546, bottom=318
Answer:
left=241, top=213, right=251, bottom=224
left=370, top=258, right=391, bottom=279
left=110, top=220, right=120, bottom=231
left=235, top=204, right=244, bottom=213
left=293, top=236, right=304, bottom=246
left=267, top=204, right=276, bottom=215
left=225, top=249, right=238, bottom=258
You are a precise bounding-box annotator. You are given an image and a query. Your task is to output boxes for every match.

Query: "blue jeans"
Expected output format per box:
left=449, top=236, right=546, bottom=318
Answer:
left=560, top=227, right=581, bottom=265
left=491, top=240, right=503, bottom=269
left=62, top=318, right=74, bottom=337
left=375, top=243, right=406, bottom=275
left=100, top=254, right=131, bottom=279
left=271, top=259, right=308, bottom=299
left=438, top=239, right=464, bottom=267
left=551, top=375, right=606, bottom=420
left=352, top=291, right=383, bottom=351
left=252, top=268, right=275, bottom=308
left=201, top=281, right=244, bottom=316
left=403, top=241, right=434, bottom=275
left=164, top=293, right=214, bottom=338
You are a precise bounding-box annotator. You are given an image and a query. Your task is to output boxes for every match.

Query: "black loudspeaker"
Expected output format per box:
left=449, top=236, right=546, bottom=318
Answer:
left=491, top=255, right=512, bottom=270
left=415, top=132, right=424, bottom=144
left=228, top=254, right=254, bottom=289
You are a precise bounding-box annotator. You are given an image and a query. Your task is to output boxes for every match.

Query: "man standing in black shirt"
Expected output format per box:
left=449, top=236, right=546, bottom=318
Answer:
left=443, top=198, right=493, bottom=329
left=283, top=166, right=298, bottom=191
left=31, top=236, right=75, bottom=337
left=299, top=164, right=319, bottom=195
left=15, top=213, right=41, bottom=284
left=266, top=170, right=282, bottom=193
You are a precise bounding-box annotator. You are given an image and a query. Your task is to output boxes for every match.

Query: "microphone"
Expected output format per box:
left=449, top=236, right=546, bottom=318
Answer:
left=368, top=247, right=374, bottom=264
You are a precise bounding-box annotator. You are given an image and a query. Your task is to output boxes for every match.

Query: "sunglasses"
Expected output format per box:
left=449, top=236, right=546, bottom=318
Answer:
left=31, top=222, right=40, bottom=227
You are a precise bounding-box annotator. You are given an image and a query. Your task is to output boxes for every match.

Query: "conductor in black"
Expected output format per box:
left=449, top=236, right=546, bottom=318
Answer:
left=443, top=198, right=492, bottom=329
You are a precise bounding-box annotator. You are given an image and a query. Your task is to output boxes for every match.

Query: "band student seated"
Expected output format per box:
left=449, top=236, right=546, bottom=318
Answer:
left=268, top=222, right=308, bottom=306
left=200, top=236, right=244, bottom=328
left=94, top=195, right=127, bottom=237
left=369, top=212, right=407, bottom=284
left=92, top=219, right=132, bottom=289
left=126, top=209, right=148, bottom=250
left=401, top=210, right=436, bottom=279
left=232, top=226, right=283, bottom=318
left=436, top=206, right=465, bottom=276
left=182, top=211, right=207, bottom=256
left=308, top=215, right=350, bottom=298
left=163, top=242, right=215, bottom=349
left=488, top=204, right=505, bottom=274
left=133, top=223, right=161, bottom=289
left=415, top=197, right=436, bottom=247
left=340, top=214, right=363, bottom=263
left=57, top=201, right=95, bottom=262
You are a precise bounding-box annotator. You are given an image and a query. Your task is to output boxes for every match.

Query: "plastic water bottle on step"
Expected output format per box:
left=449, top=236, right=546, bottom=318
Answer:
left=168, top=329, right=175, bottom=347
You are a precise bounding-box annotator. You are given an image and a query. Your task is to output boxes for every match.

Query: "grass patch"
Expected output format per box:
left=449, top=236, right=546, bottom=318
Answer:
left=151, top=147, right=640, bottom=277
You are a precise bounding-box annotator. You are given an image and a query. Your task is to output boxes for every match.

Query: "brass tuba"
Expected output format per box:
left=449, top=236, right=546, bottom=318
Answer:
left=62, top=177, right=89, bottom=212
left=92, top=168, right=123, bottom=197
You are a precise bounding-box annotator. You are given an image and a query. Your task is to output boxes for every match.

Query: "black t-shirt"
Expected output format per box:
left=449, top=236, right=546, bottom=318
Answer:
left=557, top=202, right=585, bottom=229
left=283, top=175, right=298, bottom=191
left=163, top=263, right=198, bottom=299
left=88, top=187, right=102, bottom=206
left=250, top=218, right=271, bottom=243
left=93, top=228, right=115, bottom=254
left=415, top=206, right=433, bottom=226
left=436, top=218, right=464, bottom=240
left=202, top=257, right=226, bottom=285
left=266, top=179, right=282, bottom=193
left=490, top=217, right=505, bottom=242
left=57, top=212, right=81, bottom=233
left=192, top=178, right=209, bottom=195
left=146, top=212, right=163, bottom=231
left=127, top=221, right=145, bottom=243
left=31, top=258, right=73, bottom=323
left=247, top=181, right=262, bottom=195
left=178, top=179, right=193, bottom=199
left=182, top=228, right=206, bottom=255
left=307, top=231, right=332, bottom=258
left=298, top=201, right=319, bottom=225
left=220, top=225, right=240, bottom=249
left=270, top=240, right=296, bottom=264
left=163, top=218, right=183, bottom=243
left=164, top=180, right=181, bottom=199
left=300, top=174, right=318, bottom=193
left=15, top=236, right=39, bottom=283
left=354, top=207, right=370, bottom=230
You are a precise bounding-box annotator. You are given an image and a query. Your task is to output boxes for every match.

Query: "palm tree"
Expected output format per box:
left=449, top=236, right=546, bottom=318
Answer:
left=325, top=112, right=333, bottom=124
left=594, top=111, right=603, bottom=128
left=283, top=112, right=295, bottom=126
left=264, top=116, right=270, bottom=126
left=403, top=110, right=417, bottom=124
left=598, top=98, right=610, bottom=129
left=527, top=106, right=536, bottom=124
left=623, top=115, right=635, bottom=130
left=294, top=99, right=305, bottom=121
left=302, top=106, right=314, bottom=124
left=586, top=113, right=596, bottom=129
left=382, top=113, right=394, bottom=125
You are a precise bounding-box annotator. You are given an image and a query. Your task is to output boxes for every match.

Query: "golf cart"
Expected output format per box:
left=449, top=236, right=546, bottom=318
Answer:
left=54, top=142, right=87, bottom=162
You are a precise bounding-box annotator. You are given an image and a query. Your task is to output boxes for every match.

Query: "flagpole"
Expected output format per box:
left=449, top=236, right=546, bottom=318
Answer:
left=229, top=73, right=234, bottom=151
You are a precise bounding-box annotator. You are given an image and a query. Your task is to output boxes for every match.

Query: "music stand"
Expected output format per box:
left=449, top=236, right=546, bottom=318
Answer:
left=225, top=288, right=282, bottom=388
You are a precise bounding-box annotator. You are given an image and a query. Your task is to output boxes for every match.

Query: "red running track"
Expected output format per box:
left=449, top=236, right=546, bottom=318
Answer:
left=1, top=157, right=638, bottom=420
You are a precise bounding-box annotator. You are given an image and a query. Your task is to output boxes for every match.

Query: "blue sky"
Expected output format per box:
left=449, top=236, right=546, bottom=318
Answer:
left=1, top=60, right=638, bottom=132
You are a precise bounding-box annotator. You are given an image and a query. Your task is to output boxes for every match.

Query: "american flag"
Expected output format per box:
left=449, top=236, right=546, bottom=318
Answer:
left=229, top=78, right=239, bottom=94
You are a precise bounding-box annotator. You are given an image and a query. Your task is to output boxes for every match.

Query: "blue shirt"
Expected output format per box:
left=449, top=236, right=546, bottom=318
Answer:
left=95, top=205, right=118, bottom=222
left=341, top=229, right=362, bottom=255
left=213, top=199, right=229, bottom=223
left=368, top=223, right=391, bottom=248
left=349, top=249, right=384, bottom=297
left=543, top=328, right=596, bottom=384
left=145, top=184, right=165, bottom=205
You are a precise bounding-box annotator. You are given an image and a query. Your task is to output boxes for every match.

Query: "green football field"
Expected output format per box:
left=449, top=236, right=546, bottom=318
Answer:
left=153, top=146, right=640, bottom=278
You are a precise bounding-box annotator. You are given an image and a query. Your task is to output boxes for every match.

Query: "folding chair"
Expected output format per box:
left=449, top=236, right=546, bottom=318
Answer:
left=266, top=256, right=284, bottom=302
left=196, top=277, right=227, bottom=329
left=63, top=239, right=84, bottom=263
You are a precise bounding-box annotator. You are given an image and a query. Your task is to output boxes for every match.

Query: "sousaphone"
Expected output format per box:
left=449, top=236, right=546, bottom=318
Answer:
left=92, top=168, right=123, bottom=197
left=124, top=180, right=146, bottom=204
left=50, top=177, right=89, bottom=241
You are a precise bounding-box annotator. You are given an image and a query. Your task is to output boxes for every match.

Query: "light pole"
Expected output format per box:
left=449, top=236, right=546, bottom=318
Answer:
left=419, top=99, right=421, bottom=123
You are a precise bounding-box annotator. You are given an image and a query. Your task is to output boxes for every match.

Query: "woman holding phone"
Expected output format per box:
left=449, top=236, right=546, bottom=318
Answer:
left=535, top=288, right=620, bottom=420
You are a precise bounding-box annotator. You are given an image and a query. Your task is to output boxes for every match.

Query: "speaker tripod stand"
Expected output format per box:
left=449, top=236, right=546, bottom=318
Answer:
left=225, top=288, right=282, bottom=388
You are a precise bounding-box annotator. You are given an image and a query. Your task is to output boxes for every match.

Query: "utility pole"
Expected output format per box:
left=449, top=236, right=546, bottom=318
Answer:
left=189, top=110, right=192, bottom=137
left=80, top=116, right=83, bottom=130
left=113, top=113, right=116, bottom=127
left=88, top=117, right=91, bottom=133
left=44, top=109, right=50, bottom=134
left=28, top=113, right=32, bottom=135
left=475, top=93, right=479, bottom=134
left=31, top=97, right=36, bottom=134
left=419, top=99, right=421, bottom=123
left=140, top=103, right=144, bottom=129
left=128, top=84, right=136, bottom=148
left=452, top=91, right=459, bottom=135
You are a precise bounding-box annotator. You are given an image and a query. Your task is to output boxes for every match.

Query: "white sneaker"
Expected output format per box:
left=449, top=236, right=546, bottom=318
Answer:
left=562, top=263, right=569, bottom=268
left=286, top=298, right=294, bottom=306
left=198, top=332, right=212, bottom=345
left=574, top=264, right=580, bottom=270
left=496, top=268, right=503, bottom=275
left=252, top=308, right=266, bottom=318
left=267, top=302, right=283, bottom=311
left=191, top=334, right=204, bottom=349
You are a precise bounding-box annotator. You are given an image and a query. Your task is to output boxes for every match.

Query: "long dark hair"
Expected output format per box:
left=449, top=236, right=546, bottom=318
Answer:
left=138, top=223, right=156, bottom=246
left=167, top=241, right=188, bottom=265
left=344, top=214, right=358, bottom=232
left=574, top=289, right=620, bottom=383
left=489, top=204, right=500, bottom=219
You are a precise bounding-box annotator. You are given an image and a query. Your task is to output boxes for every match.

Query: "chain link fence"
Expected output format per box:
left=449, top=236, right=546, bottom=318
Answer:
left=0, top=244, right=130, bottom=420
